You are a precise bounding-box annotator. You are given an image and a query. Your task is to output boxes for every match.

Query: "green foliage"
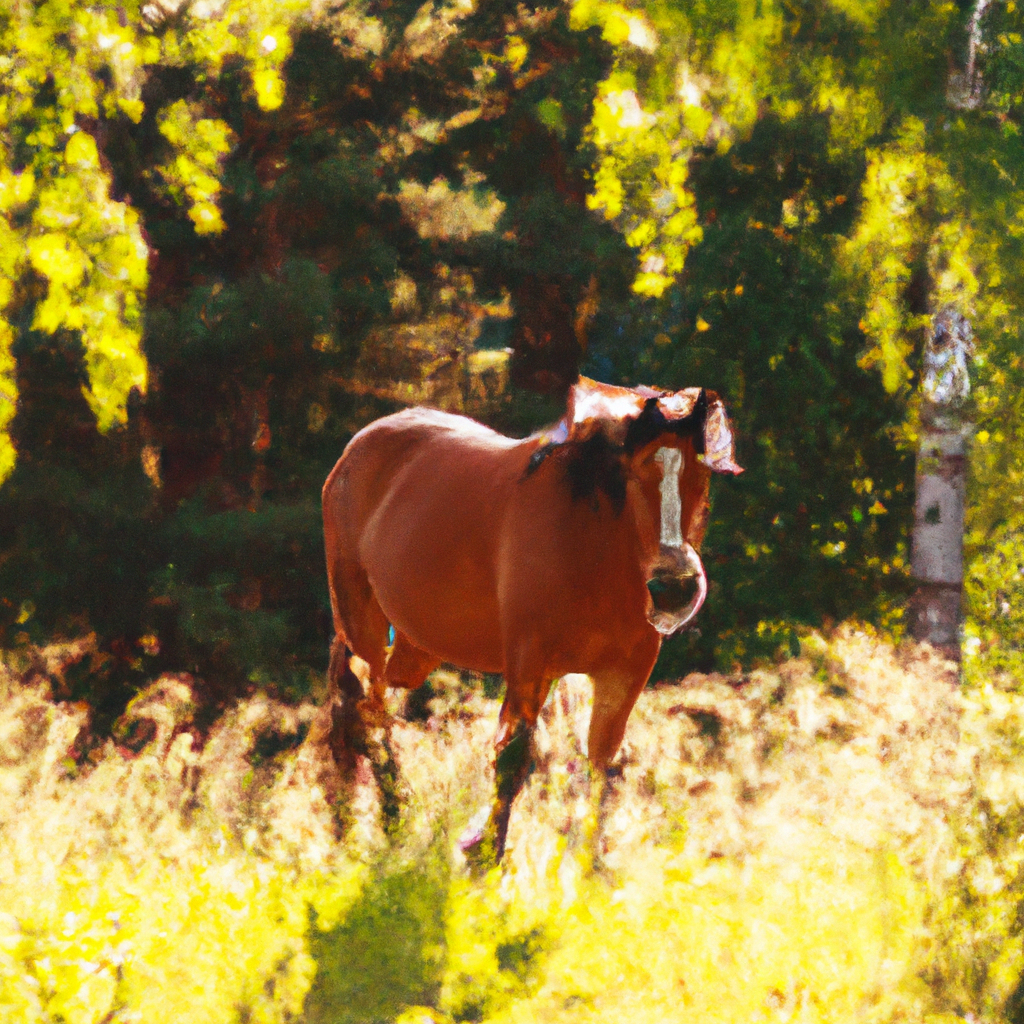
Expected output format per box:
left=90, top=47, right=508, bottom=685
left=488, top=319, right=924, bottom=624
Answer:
left=965, top=527, right=1024, bottom=683
left=306, top=854, right=450, bottom=1023
left=0, top=0, right=623, bottom=694
left=6, top=0, right=1024, bottom=689
left=586, top=104, right=914, bottom=671
left=571, top=0, right=1024, bottom=671
left=0, top=0, right=307, bottom=473
left=921, top=682, right=1024, bottom=1018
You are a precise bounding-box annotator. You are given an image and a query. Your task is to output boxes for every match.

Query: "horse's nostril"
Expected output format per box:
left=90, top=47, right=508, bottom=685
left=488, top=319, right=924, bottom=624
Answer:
left=648, top=570, right=700, bottom=605
left=647, top=542, right=707, bottom=636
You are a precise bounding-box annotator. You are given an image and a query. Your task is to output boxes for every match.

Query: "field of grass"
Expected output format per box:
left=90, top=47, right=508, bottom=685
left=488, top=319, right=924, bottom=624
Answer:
left=3, top=627, right=1024, bottom=1023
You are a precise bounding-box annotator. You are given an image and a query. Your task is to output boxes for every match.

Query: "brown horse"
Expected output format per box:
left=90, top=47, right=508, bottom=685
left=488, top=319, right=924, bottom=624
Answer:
left=321, top=377, right=741, bottom=858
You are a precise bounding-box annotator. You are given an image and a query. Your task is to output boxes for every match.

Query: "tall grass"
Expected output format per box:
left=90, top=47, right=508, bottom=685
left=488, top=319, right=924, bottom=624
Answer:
left=2, top=627, right=1023, bottom=1023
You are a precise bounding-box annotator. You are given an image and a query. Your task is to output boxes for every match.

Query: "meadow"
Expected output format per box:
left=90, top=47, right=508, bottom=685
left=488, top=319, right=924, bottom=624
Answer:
left=3, top=627, right=1024, bottom=1024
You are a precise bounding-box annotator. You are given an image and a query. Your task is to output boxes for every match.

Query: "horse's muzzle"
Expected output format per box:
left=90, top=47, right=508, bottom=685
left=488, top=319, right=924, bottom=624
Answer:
left=646, top=542, right=708, bottom=636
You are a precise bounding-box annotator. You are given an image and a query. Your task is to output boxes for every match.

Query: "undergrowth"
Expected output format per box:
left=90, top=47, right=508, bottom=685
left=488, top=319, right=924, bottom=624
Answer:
left=2, top=627, right=1023, bottom=1023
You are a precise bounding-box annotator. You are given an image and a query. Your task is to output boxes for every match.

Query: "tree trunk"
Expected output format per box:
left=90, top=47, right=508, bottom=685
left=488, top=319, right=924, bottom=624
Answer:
left=909, top=308, right=973, bottom=660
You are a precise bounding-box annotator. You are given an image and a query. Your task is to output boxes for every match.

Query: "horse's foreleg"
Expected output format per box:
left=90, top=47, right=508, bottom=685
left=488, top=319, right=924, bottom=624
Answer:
left=587, top=630, right=660, bottom=769
left=583, top=631, right=661, bottom=865
left=460, top=674, right=551, bottom=864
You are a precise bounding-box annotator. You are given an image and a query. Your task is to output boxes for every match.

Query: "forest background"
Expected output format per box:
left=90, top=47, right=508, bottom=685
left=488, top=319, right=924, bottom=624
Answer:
left=8, top=2, right=1024, bottom=1023
left=3, top=0, right=1024, bottom=714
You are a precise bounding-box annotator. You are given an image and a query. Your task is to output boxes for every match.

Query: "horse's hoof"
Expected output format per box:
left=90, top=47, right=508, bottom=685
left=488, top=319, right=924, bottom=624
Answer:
left=458, top=806, right=505, bottom=868
left=457, top=827, right=485, bottom=853
left=457, top=804, right=492, bottom=853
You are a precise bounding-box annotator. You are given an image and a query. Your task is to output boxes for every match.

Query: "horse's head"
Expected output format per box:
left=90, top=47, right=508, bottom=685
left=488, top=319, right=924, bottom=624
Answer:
left=553, top=377, right=743, bottom=634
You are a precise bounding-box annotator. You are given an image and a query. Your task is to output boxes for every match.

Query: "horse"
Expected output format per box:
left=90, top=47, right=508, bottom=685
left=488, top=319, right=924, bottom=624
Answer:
left=321, top=377, right=742, bottom=859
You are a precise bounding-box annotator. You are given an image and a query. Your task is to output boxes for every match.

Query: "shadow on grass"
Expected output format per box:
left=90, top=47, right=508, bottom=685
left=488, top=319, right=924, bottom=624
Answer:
left=303, top=844, right=452, bottom=1024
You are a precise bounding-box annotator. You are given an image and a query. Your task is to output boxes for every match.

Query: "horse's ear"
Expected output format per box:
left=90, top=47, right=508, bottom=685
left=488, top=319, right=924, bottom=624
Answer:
left=699, top=390, right=743, bottom=475
left=547, top=379, right=742, bottom=474
left=565, top=377, right=650, bottom=444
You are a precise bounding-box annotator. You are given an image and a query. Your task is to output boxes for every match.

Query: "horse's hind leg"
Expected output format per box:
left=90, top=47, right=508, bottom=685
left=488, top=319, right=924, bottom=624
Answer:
left=323, top=550, right=409, bottom=826
left=324, top=642, right=366, bottom=775
left=326, top=554, right=390, bottom=698
left=324, top=556, right=387, bottom=744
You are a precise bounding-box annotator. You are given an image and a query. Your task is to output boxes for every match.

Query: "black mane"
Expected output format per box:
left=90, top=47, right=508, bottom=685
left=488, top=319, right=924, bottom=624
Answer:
left=564, top=432, right=628, bottom=514
left=523, top=432, right=627, bottom=513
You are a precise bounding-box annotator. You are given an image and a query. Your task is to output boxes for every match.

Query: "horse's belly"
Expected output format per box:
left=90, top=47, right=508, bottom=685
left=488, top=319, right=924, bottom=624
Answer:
left=374, top=569, right=504, bottom=672
left=358, top=464, right=507, bottom=673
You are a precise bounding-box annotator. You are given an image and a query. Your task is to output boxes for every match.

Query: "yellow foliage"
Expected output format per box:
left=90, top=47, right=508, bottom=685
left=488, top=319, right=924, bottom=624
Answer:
left=824, top=0, right=884, bottom=29
left=0, top=321, right=15, bottom=487
left=587, top=160, right=625, bottom=220
left=842, top=119, right=972, bottom=395
left=0, top=0, right=314, bottom=471
left=5, top=629, right=1024, bottom=1023
left=64, top=131, right=99, bottom=170
left=254, top=67, right=285, bottom=111
left=707, top=4, right=785, bottom=138
left=812, top=57, right=885, bottom=157
left=584, top=74, right=703, bottom=295
left=155, top=101, right=235, bottom=235
left=570, top=0, right=657, bottom=51
left=28, top=233, right=89, bottom=290
left=631, top=271, right=673, bottom=297
left=476, top=843, right=923, bottom=1024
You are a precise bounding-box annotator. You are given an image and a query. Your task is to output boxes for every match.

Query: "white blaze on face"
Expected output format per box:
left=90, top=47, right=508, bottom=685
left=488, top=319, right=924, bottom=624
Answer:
left=655, top=447, right=683, bottom=547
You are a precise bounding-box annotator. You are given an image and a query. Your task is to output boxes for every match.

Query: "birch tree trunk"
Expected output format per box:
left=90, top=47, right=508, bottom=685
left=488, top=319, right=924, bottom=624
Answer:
left=907, top=0, right=987, bottom=661
left=909, top=309, right=974, bottom=660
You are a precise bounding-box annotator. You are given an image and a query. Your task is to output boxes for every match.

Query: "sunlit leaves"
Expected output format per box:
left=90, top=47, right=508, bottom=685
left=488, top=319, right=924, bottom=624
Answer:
left=703, top=3, right=786, bottom=139
left=0, top=321, right=14, bottom=484
left=0, top=2, right=154, bottom=477
left=0, top=162, right=27, bottom=485
left=155, top=101, right=234, bottom=235
left=396, top=178, right=506, bottom=241
left=161, top=0, right=304, bottom=101
left=253, top=67, right=285, bottom=112
left=811, top=58, right=885, bottom=158
left=823, top=0, right=885, bottom=30
left=570, top=0, right=657, bottom=51
left=28, top=235, right=89, bottom=294
left=0, top=0, right=312, bottom=482
left=843, top=119, right=975, bottom=395
left=585, top=77, right=702, bottom=297
left=571, top=0, right=868, bottom=297
left=19, top=134, right=150, bottom=430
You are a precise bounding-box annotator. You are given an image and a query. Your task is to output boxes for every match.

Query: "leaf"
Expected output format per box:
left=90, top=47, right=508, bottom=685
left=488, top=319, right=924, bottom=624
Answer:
left=253, top=68, right=284, bottom=111
left=27, top=234, right=89, bottom=289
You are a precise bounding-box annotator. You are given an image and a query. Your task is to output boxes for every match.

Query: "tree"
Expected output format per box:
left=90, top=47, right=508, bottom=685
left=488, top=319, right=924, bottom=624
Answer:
left=6, top=0, right=1024, bottom=697
left=0, top=0, right=630, bottom=701
left=569, top=0, right=1024, bottom=673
